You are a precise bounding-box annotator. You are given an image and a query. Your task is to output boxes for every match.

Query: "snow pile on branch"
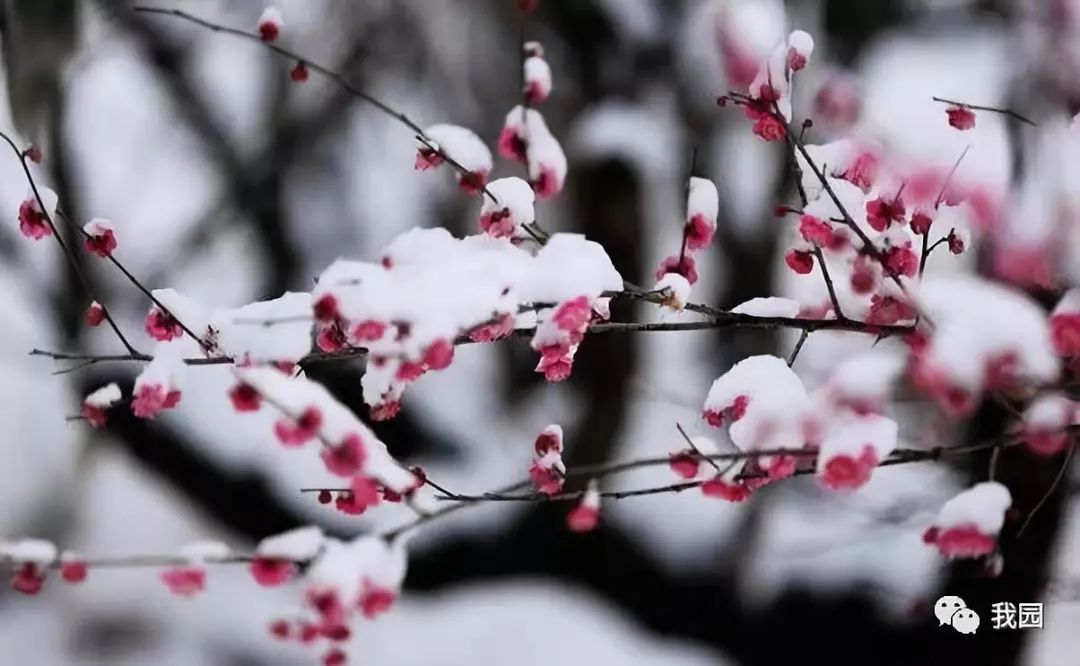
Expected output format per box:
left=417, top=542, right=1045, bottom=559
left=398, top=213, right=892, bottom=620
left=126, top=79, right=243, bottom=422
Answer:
left=815, top=414, right=898, bottom=491
left=233, top=366, right=417, bottom=495
left=414, top=124, right=492, bottom=195
left=479, top=177, right=535, bottom=239
left=498, top=106, right=568, bottom=199
left=702, top=355, right=811, bottom=482
left=923, top=482, right=1011, bottom=559
left=911, top=276, right=1060, bottom=416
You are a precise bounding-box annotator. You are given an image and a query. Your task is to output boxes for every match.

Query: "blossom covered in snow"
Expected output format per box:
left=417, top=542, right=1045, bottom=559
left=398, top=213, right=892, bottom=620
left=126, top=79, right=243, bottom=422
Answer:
left=479, top=177, right=535, bottom=238
left=911, top=276, right=1061, bottom=416
left=257, top=7, right=283, bottom=42
left=567, top=480, right=601, bottom=532
left=703, top=355, right=812, bottom=481
left=251, top=526, right=324, bottom=588
left=522, top=41, right=552, bottom=104
left=160, top=542, right=230, bottom=598
left=1, top=539, right=57, bottom=595
left=731, top=297, right=800, bottom=318
left=1019, top=394, right=1076, bottom=456
left=131, top=347, right=186, bottom=419
left=498, top=106, right=568, bottom=199
left=85, top=301, right=105, bottom=326
left=923, top=482, right=1011, bottom=559
left=823, top=351, right=905, bottom=415
left=1050, top=288, right=1080, bottom=359
left=728, top=30, right=815, bottom=142
left=669, top=435, right=752, bottom=502
left=529, top=424, right=566, bottom=494
left=653, top=272, right=691, bottom=311
left=16, top=187, right=57, bottom=240
left=415, top=124, right=493, bottom=194
left=82, top=383, right=121, bottom=428
left=684, top=177, right=718, bottom=251
left=815, top=415, right=898, bottom=491
left=83, top=218, right=117, bottom=257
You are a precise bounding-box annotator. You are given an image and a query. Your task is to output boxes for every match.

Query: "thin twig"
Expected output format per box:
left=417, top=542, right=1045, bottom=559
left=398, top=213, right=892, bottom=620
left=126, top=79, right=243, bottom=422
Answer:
left=0, top=131, right=138, bottom=354
left=931, top=97, right=1037, bottom=127
left=132, top=6, right=501, bottom=204
left=787, top=330, right=810, bottom=366
left=1016, top=440, right=1076, bottom=538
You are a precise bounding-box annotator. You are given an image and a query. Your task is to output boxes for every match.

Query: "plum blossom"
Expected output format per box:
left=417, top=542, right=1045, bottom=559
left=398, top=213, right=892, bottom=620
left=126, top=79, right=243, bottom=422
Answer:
left=923, top=482, right=1011, bottom=558
left=290, top=61, right=309, bottom=82
left=498, top=107, right=567, bottom=199
left=82, top=382, right=121, bottom=428
left=160, top=542, right=229, bottom=598
left=684, top=177, right=718, bottom=251
left=16, top=187, right=57, bottom=240
left=82, top=218, right=117, bottom=257
left=529, top=425, right=566, bottom=494
left=1, top=539, right=57, bottom=595
left=1050, top=289, right=1080, bottom=358
left=655, top=253, right=699, bottom=285
left=479, top=177, right=535, bottom=238
left=1020, top=394, right=1076, bottom=456
left=815, top=415, right=898, bottom=491
left=415, top=124, right=492, bottom=194
left=567, top=480, right=601, bottom=532
left=251, top=526, right=324, bottom=588
left=523, top=41, right=552, bottom=104
left=131, top=348, right=185, bottom=419
left=85, top=301, right=105, bottom=326
left=946, top=105, right=976, bottom=131
left=703, top=355, right=812, bottom=481
left=257, top=7, right=283, bottom=42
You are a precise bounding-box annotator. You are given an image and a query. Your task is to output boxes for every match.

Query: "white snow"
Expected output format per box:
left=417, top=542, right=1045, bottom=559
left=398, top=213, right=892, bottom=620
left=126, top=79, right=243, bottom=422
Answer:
left=423, top=124, right=493, bottom=175
left=84, top=382, right=122, bottom=408
left=933, top=481, right=1012, bottom=533
left=731, top=297, right=799, bottom=318
left=686, top=177, right=718, bottom=223
left=704, top=355, right=811, bottom=453
left=0, top=539, right=57, bottom=564
left=654, top=273, right=691, bottom=310
left=83, top=217, right=114, bottom=236
left=179, top=540, right=231, bottom=562
left=817, top=414, right=898, bottom=466
left=255, top=525, right=325, bottom=561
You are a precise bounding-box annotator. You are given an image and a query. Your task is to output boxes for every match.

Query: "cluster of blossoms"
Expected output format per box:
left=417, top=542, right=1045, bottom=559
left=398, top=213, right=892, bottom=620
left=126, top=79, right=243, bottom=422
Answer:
left=651, top=176, right=720, bottom=306
left=7, top=9, right=1079, bottom=662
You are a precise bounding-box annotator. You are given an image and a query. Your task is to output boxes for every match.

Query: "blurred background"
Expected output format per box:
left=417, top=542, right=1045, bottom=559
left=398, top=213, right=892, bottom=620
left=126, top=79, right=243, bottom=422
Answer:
left=0, top=0, right=1077, bottom=664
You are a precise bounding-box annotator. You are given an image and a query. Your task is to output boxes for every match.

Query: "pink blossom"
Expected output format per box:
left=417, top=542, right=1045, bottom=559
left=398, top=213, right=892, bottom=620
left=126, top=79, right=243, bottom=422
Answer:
left=752, top=114, right=786, bottom=142
left=359, top=580, right=397, bottom=619
left=865, top=195, right=906, bottom=232
left=131, top=384, right=182, bottom=419
left=530, top=165, right=560, bottom=200
left=250, top=557, right=295, bottom=587
left=161, top=566, right=206, bottom=597
left=703, top=394, right=749, bottom=428
left=60, top=559, right=88, bottom=584
left=668, top=450, right=699, bottom=479
left=316, top=324, right=347, bottom=352
left=923, top=523, right=996, bottom=558
left=82, top=403, right=108, bottom=428
left=348, top=476, right=382, bottom=511
left=11, top=563, right=45, bottom=595
left=145, top=306, right=184, bottom=342
left=784, top=249, right=814, bottom=275
left=85, top=302, right=105, bottom=327
left=468, top=313, right=515, bottom=342
left=269, top=619, right=291, bottom=640
left=228, top=382, right=261, bottom=412
left=655, top=254, right=699, bottom=285
left=818, top=445, right=878, bottom=491
left=685, top=213, right=716, bottom=251
left=866, top=294, right=917, bottom=327
left=1050, top=313, right=1080, bottom=357
left=567, top=503, right=600, bottom=532
left=323, top=648, right=348, bottom=666
left=535, top=345, right=575, bottom=382
left=351, top=320, right=386, bottom=342
left=497, top=127, right=528, bottom=163
left=370, top=400, right=401, bottom=421
left=313, top=294, right=340, bottom=323
left=553, top=296, right=591, bottom=334
left=414, top=147, right=443, bottom=171
left=290, top=62, right=309, bottom=82
left=701, top=476, right=751, bottom=502
left=812, top=75, right=861, bottom=128
left=992, top=244, right=1053, bottom=289
left=910, top=211, right=933, bottom=235
left=849, top=255, right=878, bottom=294
left=423, top=338, right=455, bottom=370
left=946, top=105, right=976, bottom=131
left=17, top=199, right=51, bottom=240
left=947, top=230, right=966, bottom=255
left=320, top=433, right=366, bottom=477
left=257, top=8, right=282, bottom=42
left=839, top=151, right=878, bottom=192
left=273, top=406, right=323, bottom=447
left=83, top=228, right=117, bottom=257
left=798, top=215, right=834, bottom=247
left=529, top=462, right=564, bottom=495
left=884, top=245, right=918, bottom=278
